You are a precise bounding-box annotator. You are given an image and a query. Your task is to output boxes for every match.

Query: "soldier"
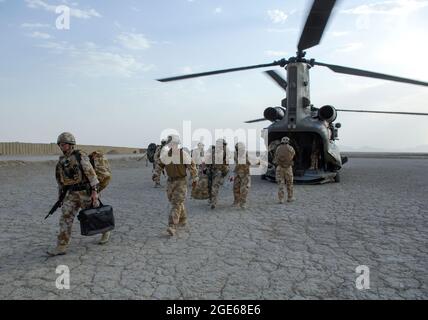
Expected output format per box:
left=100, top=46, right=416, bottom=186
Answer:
left=191, top=142, right=205, bottom=175
left=153, top=134, right=198, bottom=236
left=309, top=138, right=320, bottom=170
left=47, top=132, right=110, bottom=256
left=152, top=139, right=167, bottom=187
left=232, top=142, right=252, bottom=209
left=205, top=139, right=230, bottom=209
left=274, top=136, right=296, bottom=204
left=232, top=142, right=265, bottom=209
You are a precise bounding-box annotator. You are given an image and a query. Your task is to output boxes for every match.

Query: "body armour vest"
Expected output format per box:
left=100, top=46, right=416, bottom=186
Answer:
left=56, top=150, right=88, bottom=186
left=164, top=149, right=187, bottom=179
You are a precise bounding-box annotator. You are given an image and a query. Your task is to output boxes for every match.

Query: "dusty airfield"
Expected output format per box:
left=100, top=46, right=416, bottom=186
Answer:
left=0, top=155, right=427, bottom=299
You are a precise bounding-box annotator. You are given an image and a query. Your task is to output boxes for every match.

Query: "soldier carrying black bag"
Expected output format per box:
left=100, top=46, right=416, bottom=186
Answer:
left=46, top=132, right=113, bottom=256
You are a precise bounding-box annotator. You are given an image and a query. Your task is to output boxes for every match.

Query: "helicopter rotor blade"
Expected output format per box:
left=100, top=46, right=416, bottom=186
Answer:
left=157, top=59, right=288, bottom=82
left=244, top=118, right=267, bottom=123
left=297, top=0, right=337, bottom=52
left=314, top=61, right=428, bottom=87
left=265, top=70, right=287, bottom=92
left=337, top=109, right=428, bottom=116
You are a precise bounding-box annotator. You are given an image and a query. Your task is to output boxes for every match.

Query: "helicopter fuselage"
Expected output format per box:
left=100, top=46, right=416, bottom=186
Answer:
left=263, top=61, right=343, bottom=184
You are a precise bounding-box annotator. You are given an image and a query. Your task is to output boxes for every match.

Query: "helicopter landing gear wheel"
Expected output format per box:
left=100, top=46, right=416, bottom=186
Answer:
left=334, top=172, right=340, bottom=183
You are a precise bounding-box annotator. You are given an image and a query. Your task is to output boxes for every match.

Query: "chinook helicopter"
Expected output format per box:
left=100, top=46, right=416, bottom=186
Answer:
left=157, top=0, right=428, bottom=183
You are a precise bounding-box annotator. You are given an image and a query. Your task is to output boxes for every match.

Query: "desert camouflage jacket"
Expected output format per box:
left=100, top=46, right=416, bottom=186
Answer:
left=55, top=149, right=99, bottom=192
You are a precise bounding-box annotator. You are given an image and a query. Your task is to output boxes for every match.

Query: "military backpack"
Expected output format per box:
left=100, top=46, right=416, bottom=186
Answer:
left=275, top=144, right=295, bottom=167
left=146, top=143, right=157, bottom=163
left=75, top=150, right=112, bottom=191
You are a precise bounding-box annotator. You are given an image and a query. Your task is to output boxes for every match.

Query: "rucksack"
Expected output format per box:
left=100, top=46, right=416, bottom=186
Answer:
left=89, top=151, right=112, bottom=191
left=75, top=150, right=112, bottom=191
left=147, top=143, right=157, bottom=163
left=276, top=144, right=294, bottom=167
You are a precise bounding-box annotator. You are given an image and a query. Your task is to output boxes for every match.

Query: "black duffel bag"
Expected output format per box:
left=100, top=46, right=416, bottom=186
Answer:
left=77, top=201, right=115, bottom=236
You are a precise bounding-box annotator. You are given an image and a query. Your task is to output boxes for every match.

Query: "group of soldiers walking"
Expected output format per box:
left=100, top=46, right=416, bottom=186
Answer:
left=152, top=135, right=296, bottom=237
left=47, top=132, right=296, bottom=256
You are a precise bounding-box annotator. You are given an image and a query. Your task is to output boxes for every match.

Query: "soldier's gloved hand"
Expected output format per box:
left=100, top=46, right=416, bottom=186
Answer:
left=192, top=180, right=197, bottom=189
left=152, top=174, right=157, bottom=181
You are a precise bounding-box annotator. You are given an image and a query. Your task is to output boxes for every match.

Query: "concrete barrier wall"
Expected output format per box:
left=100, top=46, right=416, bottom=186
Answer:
left=0, top=142, right=144, bottom=155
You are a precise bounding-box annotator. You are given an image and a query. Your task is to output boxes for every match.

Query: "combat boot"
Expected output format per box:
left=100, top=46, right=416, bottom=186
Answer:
left=98, top=231, right=111, bottom=245
left=240, top=203, right=247, bottom=209
left=178, top=218, right=187, bottom=227
left=287, top=189, right=294, bottom=202
left=47, top=244, right=67, bottom=257
left=167, top=226, right=176, bottom=236
left=232, top=201, right=240, bottom=207
left=278, top=199, right=285, bottom=204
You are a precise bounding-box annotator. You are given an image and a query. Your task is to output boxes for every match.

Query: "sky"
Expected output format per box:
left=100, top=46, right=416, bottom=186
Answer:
left=0, top=0, right=428, bottom=151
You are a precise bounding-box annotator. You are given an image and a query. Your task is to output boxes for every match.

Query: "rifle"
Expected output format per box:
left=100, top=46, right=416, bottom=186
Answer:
left=45, top=188, right=68, bottom=220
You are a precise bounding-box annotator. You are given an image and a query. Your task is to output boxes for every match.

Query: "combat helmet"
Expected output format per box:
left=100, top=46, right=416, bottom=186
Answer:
left=216, top=138, right=227, bottom=146
left=167, top=134, right=181, bottom=145
left=57, top=132, right=76, bottom=145
left=281, top=136, right=290, bottom=144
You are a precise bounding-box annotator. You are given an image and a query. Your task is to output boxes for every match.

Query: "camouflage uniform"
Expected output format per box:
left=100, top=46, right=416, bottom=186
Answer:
left=233, top=153, right=251, bottom=208
left=55, top=150, right=100, bottom=247
left=153, top=145, right=163, bottom=186
left=205, top=145, right=230, bottom=208
left=309, top=139, right=320, bottom=170
left=274, top=140, right=296, bottom=203
left=191, top=174, right=210, bottom=199
left=210, top=166, right=229, bottom=207
left=191, top=145, right=205, bottom=176
left=310, top=150, right=319, bottom=170
left=154, top=144, right=198, bottom=235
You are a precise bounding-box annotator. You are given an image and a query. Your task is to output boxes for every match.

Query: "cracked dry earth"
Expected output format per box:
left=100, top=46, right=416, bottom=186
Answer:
left=0, top=157, right=427, bottom=300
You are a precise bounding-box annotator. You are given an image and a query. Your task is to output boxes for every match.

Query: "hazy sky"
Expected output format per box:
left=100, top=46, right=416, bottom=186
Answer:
left=1, top=0, right=428, bottom=151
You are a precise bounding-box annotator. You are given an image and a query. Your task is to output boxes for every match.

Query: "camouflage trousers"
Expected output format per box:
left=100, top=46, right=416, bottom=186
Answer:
left=153, top=163, right=162, bottom=184
left=191, top=175, right=210, bottom=199
left=166, top=177, right=188, bottom=228
left=233, top=172, right=251, bottom=206
left=310, top=152, right=319, bottom=170
left=276, top=166, right=293, bottom=201
left=210, top=174, right=225, bottom=206
left=58, top=191, right=93, bottom=246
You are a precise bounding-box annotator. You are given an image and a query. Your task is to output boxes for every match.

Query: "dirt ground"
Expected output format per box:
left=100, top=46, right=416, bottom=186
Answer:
left=0, top=156, right=427, bottom=299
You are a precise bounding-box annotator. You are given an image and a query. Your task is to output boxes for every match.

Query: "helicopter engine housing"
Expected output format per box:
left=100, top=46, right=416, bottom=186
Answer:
left=264, top=107, right=286, bottom=122
left=318, top=105, right=337, bottom=123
